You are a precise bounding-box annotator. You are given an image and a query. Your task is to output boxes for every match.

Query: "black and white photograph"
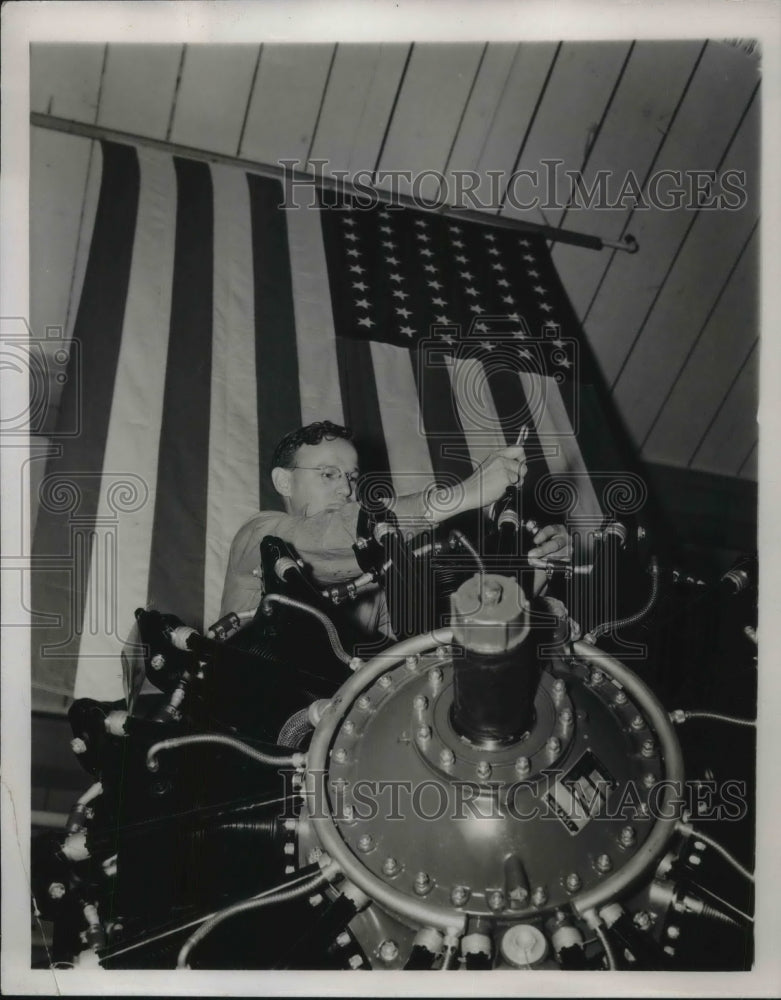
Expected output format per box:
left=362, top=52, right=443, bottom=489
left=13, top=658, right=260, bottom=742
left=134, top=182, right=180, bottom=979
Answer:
left=2, top=1, right=779, bottom=995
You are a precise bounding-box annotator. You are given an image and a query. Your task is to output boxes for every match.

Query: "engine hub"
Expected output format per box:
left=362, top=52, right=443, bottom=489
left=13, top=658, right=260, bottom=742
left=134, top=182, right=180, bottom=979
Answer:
left=302, top=574, right=685, bottom=967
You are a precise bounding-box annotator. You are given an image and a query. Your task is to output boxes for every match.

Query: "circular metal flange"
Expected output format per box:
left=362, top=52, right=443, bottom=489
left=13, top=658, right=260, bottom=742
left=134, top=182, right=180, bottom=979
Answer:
left=304, top=631, right=685, bottom=932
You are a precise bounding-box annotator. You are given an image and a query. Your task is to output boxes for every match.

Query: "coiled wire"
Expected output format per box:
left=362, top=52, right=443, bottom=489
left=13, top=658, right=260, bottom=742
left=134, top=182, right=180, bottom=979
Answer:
left=586, top=557, right=660, bottom=643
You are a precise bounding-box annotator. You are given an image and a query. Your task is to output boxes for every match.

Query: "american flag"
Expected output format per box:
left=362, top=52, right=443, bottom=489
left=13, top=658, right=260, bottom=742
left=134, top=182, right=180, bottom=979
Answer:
left=31, top=139, right=626, bottom=705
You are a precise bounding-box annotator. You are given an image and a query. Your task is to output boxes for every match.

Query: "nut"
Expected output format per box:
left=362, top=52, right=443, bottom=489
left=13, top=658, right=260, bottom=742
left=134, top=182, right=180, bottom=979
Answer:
left=515, top=756, right=531, bottom=775
left=70, top=738, right=87, bottom=755
left=439, top=748, right=455, bottom=767
left=476, top=760, right=492, bottom=779
left=357, top=834, right=374, bottom=853
left=414, top=871, right=431, bottom=895
left=565, top=872, right=582, bottom=893
left=150, top=653, right=165, bottom=671
left=487, top=890, right=505, bottom=911
left=619, top=825, right=637, bottom=847
left=531, top=886, right=548, bottom=907
left=48, top=882, right=66, bottom=900
left=379, top=939, right=399, bottom=963
left=450, top=885, right=470, bottom=906
left=595, top=853, right=613, bottom=873
left=382, top=857, right=400, bottom=876
left=405, top=654, right=420, bottom=670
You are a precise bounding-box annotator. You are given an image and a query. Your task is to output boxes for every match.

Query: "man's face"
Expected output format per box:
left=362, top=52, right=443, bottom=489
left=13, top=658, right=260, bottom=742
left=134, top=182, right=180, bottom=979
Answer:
left=280, top=437, right=359, bottom=517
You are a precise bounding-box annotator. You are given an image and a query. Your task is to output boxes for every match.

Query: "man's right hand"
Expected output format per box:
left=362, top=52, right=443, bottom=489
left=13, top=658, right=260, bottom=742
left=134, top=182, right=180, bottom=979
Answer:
left=459, top=445, right=527, bottom=513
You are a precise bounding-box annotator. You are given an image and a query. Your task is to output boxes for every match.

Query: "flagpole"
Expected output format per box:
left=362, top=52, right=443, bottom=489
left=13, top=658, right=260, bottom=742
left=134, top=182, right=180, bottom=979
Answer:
left=31, top=112, right=639, bottom=255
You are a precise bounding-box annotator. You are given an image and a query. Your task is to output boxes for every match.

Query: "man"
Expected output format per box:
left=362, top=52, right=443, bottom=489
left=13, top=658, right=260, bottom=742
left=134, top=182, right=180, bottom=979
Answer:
left=220, top=421, right=569, bottom=631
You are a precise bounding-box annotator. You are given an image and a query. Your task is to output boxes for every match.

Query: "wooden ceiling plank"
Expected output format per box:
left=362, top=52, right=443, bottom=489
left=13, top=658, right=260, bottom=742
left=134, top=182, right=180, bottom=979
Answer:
left=375, top=42, right=487, bottom=202
left=308, top=43, right=410, bottom=178
left=169, top=46, right=261, bottom=156
left=30, top=43, right=105, bottom=122
left=442, top=43, right=562, bottom=217
left=440, top=42, right=518, bottom=204
left=584, top=42, right=760, bottom=387
left=97, top=44, right=184, bottom=140
left=642, top=227, right=757, bottom=468
left=613, top=95, right=759, bottom=447
left=643, top=234, right=759, bottom=465
left=552, top=41, right=703, bottom=319
left=239, top=43, right=336, bottom=167
left=691, top=342, right=758, bottom=475
left=501, top=41, right=632, bottom=229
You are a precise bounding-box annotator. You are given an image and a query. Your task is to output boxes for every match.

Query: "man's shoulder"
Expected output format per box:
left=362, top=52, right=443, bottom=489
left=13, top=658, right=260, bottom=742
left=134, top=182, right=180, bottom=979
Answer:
left=231, top=510, right=286, bottom=547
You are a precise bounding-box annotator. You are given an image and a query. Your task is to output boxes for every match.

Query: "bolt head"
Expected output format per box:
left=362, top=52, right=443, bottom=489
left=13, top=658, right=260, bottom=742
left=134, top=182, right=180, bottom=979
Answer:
left=150, top=653, right=165, bottom=671
left=590, top=669, right=604, bottom=686
left=450, top=885, right=470, bottom=906
left=559, top=708, right=573, bottom=725
left=439, top=747, right=455, bottom=766
left=413, top=694, right=429, bottom=712
left=435, top=645, right=450, bottom=660
left=379, top=939, right=399, bottom=963
left=487, top=890, right=505, bottom=911
left=414, top=871, right=431, bottom=894
left=595, top=853, right=613, bottom=873
left=357, top=695, right=371, bottom=710
left=416, top=725, right=432, bottom=742
left=70, top=737, right=88, bottom=755
left=429, top=667, right=443, bottom=685
left=547, top=736, right=561, bottom=755
left=667, top=924, right=681, bottom=940
left=476, top=760, right=492, bottom=779
left=515, top=756, right=531, bottom=775
left=619, top=825, right=637, bottom=847
left=552, top=678, right=566, bottom=694
left=357, top=834, right=374, bottom=853
left=342, top=719, right=355, bottom=735
left=348, top=954, right=364, bottom=969
left=641, top=738, right=656, bottom=758
left=379, top=674, right=393, bottom=689
left=565, top=872, right=582, bottom=893
left=405, top=654, right=420, bottom=670
left=614, top=690, right=627, bottom=705
left=633, top=911, right=652, bottom=931
left=631, top=714, right=646, bottom=731
left=336, top=931, right=351, bottom=948
left=48, top=882, right=66, bottom=900
left=382, top=857, right=399, bottom=876
left=531, top=886, right=548, bottom=907
left=333, top=747, right=347, bottom=763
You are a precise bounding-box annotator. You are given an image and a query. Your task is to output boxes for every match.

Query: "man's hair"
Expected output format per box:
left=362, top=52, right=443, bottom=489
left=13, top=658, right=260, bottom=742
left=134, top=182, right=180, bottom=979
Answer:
left=271, top=421, right=353, bottom=471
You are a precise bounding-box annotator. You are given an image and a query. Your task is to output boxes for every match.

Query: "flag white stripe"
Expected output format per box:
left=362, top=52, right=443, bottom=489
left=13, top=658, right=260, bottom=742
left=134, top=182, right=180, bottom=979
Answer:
left=448, top=356, right=506, bottom=470
left=75, top=148, right=177, bottom=700
left=286, top=203, right=345, bottom=427
left=519, top=371, right=602, bottom=523
left=66, top=140, right=103, bottom=343
left=203, top=164, right=261, bottom=628
left=370, top=341, right=434, bottom=497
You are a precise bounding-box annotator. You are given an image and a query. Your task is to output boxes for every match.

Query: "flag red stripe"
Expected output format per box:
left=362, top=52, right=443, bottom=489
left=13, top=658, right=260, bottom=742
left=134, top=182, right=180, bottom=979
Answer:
left=147, top=157, right=214, bottom=626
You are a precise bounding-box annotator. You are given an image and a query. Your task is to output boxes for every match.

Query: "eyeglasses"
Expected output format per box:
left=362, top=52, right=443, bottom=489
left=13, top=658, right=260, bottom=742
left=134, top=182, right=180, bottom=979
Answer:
left=292, top=465, right=360, bottom=487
